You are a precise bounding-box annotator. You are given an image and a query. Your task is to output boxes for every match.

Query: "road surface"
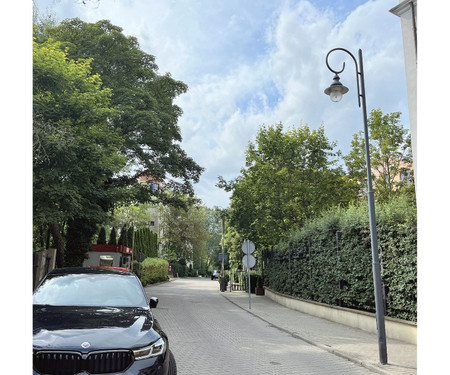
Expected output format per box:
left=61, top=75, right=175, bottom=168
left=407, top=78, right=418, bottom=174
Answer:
left=146, top=277, right=376, bottom=375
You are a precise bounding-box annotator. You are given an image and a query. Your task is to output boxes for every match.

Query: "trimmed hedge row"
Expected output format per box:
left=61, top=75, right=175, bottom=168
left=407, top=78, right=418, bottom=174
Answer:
left=138, top=257, right=169, bottom=286
left=264, top=196, right=417, bottom=321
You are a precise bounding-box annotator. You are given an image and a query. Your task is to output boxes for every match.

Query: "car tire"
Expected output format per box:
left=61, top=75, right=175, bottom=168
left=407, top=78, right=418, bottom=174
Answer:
left=168, top=350, right=177, bottom=375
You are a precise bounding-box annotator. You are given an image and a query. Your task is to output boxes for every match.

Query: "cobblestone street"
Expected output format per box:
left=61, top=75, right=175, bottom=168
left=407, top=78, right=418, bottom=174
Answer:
left=146, top=278, right=378, bottom=375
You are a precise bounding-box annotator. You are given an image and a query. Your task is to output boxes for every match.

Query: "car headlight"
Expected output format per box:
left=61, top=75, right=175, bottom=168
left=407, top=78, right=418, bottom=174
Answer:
left=133, top=338, right=166, bottom=360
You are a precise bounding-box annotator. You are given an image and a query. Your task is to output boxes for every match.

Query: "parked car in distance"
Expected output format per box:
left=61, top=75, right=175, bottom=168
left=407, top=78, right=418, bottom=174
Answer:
left=33, top=267, right=177, bottom=375
left=211, top=270, right=220, bottom=280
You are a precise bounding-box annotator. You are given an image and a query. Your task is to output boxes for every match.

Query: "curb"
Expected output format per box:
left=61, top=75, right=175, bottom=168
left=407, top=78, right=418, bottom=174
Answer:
left=221, top=293, right=391, bottom=375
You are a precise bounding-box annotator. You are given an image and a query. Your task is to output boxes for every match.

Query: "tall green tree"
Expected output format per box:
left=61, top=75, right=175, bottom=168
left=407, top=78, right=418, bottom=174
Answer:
left=34, top=18, right=204, bottom=265
left=42, top=19, right=203, bottom=207
left=134, top=227, right=158, bottom=258
left=33, top=35, right=125, bottom=265
left=224, top=225, right=244, bottom=270
left=344, top=109, right=414, bottom=202
left=158, top=200, right=209, bottom=264
left=223, top=122, right=357, bottom=248
left=118, top=225, right=127, bottom=246
left=97, top=227, right=107, bottom=244
left=204, top=207, right=225, bottom=270
left=108, top=227, right=117, bottom=244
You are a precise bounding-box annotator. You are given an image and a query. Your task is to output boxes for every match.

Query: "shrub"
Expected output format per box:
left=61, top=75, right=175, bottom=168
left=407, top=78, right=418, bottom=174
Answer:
left=139, top=258, right=169, bottom=286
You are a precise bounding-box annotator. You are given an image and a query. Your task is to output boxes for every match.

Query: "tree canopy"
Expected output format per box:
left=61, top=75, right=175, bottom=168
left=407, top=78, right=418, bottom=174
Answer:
left=344, top=109, right=414, bottom=201
left=33, top=19, right=203, bottom=265
left=33, top=35, right=125, bottom=264
left=157, top=199, right=209, bottom=265
left=222, top=122, right=358, bottom=248
left=42, top=18, right=203, bottom=205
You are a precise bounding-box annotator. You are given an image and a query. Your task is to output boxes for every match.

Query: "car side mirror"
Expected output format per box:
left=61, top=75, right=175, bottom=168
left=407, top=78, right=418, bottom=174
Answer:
left=149, top=297, right=159, bottom=308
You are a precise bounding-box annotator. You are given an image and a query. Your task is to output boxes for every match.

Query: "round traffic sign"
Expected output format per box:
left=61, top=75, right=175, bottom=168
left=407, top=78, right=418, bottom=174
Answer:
left=242, top=240, right=255, bottom=254
left=242, top=254, right=256, bottom=269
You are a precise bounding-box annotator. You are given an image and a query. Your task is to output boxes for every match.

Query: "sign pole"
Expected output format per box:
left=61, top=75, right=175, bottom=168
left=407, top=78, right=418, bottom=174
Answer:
left=247, top=240, right=251, bottom=309
left=242, top=240, right=255, bottom=310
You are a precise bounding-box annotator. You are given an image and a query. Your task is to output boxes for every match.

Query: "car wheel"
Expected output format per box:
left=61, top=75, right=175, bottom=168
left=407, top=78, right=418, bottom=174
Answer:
left=168, top=350, right=177, bottom=375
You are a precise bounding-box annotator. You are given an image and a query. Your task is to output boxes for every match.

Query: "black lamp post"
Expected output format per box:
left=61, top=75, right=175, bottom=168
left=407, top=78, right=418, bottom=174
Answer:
left=324, top=48, right=388, bottom=365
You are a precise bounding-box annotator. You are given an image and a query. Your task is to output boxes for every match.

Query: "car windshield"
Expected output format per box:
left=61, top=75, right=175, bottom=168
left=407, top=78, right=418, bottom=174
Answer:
left=33, top=273, right=148, bottom=307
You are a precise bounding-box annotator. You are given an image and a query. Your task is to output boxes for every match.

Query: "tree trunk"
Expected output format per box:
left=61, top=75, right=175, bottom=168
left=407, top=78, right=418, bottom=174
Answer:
left=49, top=222, right=65, bottom=268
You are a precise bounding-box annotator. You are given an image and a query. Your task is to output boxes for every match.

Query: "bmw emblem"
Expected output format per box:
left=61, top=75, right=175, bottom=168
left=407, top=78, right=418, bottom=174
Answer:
left=81, top=342, right=91, bottom=349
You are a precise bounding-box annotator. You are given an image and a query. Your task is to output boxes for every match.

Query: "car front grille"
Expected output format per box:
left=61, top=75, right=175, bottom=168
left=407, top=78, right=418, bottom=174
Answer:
left=34, top=350, right=133, bottom=374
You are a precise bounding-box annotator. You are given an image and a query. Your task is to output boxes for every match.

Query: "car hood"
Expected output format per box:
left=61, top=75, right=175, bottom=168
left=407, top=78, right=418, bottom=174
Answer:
left=33, top=305, right=162, bottom=352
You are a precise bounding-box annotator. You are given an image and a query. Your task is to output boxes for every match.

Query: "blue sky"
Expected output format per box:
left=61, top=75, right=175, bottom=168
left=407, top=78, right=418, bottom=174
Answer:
left=33, top=0, right=410, bottom=208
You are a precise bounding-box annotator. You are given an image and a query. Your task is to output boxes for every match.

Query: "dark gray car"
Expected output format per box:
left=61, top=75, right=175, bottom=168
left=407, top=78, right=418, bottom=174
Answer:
left=33, top=267, right=177, bottom=375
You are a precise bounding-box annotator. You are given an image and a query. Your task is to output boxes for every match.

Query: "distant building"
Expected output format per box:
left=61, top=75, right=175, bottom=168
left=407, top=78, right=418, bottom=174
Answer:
left=372, top=160, right=414, bottom=187
left=137, top=175, right=162, bottom=193
left=137, top=175, right=163, bottom=253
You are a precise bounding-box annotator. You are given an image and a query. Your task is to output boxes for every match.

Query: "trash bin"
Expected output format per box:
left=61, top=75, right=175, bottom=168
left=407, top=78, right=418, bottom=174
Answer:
left=220, top=277, right=226, bottom=292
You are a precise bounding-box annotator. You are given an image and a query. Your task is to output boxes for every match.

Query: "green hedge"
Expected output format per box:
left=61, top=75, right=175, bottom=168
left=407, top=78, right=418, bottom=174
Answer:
left=264, top=196, right=417, bottom=321
left=171, top=259, right=196, bottom=277
left=139, top=257, right=169, bottom=286
left=134, top=227, right=158, bottom=258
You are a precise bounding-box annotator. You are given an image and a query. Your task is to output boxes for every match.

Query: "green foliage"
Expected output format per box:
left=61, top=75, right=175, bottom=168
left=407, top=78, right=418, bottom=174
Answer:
left=139, top=258, right=169, bottom=286
left=108, top=227, right=117, bottom=245
left=158, top=200, right=208, bottom=263
left=134, top=227, right=158, bottom=258
left=33, top=17, right=204, bottom=264
left=203, top=207, right=229, bottom=271
left=264, top=196, right=417, bottom=321
left=113, top=203, right=158, bottom=229
left=33, top=33, right=127, bottom=263
left=127, top=227, right=134, bottom=248
left=43, top=18, right=203, bottom=207
left=118, top=226, right=127, bottom=246
left=171, top=259, right=188, bottom=277
left=224, top=226, right=244, bottom=270
left=97, top=227, right=107, bottom=244
left=344, top=109, right=414, bottom=202
left=65, top=217, right=97, bottom=267
left=225, top=122, right=358, bottom=249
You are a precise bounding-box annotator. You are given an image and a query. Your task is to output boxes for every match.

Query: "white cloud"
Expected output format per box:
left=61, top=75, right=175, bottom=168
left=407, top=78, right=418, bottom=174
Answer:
left=35, top=0, right=408, bottom=208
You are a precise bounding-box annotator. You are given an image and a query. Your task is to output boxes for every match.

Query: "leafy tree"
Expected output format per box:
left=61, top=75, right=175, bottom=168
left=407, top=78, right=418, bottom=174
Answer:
left=204, top=207, right=224, bottom=270
left=134, top=227, right=158, bottom=258
left=158, top=199, right=209, bottom=265
left=127, top=226, right=134, bottom=248
left=118, top=225, right=127, bottom=246
left=97, top=227, right=107, bottom=244
left=222, top=122, right=357, bottom=248
left=224, top=225, right=244, bottom=270
left=344, top=109, right=414, bottom=202
left=65, top=217, right=97, bottom=267
left=33, top=17, right=204, bottom=264
left=42, top=19, right=203, bottom=208
left=33, top=35, right=125, bottom=265
left=108, top=227, right=117, bottom=244
left=113, top=203, right=158, bottom=229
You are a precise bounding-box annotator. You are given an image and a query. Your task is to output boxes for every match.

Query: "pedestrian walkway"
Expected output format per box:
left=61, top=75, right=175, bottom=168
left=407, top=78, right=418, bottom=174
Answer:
left=221, top=289, right=417, bottom=375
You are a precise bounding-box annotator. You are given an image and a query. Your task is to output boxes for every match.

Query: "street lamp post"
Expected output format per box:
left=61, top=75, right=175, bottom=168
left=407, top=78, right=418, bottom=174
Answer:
left=324, top=48, right=388, bottom=365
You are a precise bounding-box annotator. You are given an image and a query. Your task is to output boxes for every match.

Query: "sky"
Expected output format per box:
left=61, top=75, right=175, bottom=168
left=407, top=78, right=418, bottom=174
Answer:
left=31, top=0, right=413, bottom=209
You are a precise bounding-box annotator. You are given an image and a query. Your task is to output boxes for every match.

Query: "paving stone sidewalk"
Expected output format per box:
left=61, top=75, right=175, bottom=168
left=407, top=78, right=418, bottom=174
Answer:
left=221, top=289, right=417, bottom=375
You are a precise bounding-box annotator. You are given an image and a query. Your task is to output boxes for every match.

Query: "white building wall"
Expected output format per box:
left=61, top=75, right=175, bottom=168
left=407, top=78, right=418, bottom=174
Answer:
left=390, top=0, right=417, bottom=185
